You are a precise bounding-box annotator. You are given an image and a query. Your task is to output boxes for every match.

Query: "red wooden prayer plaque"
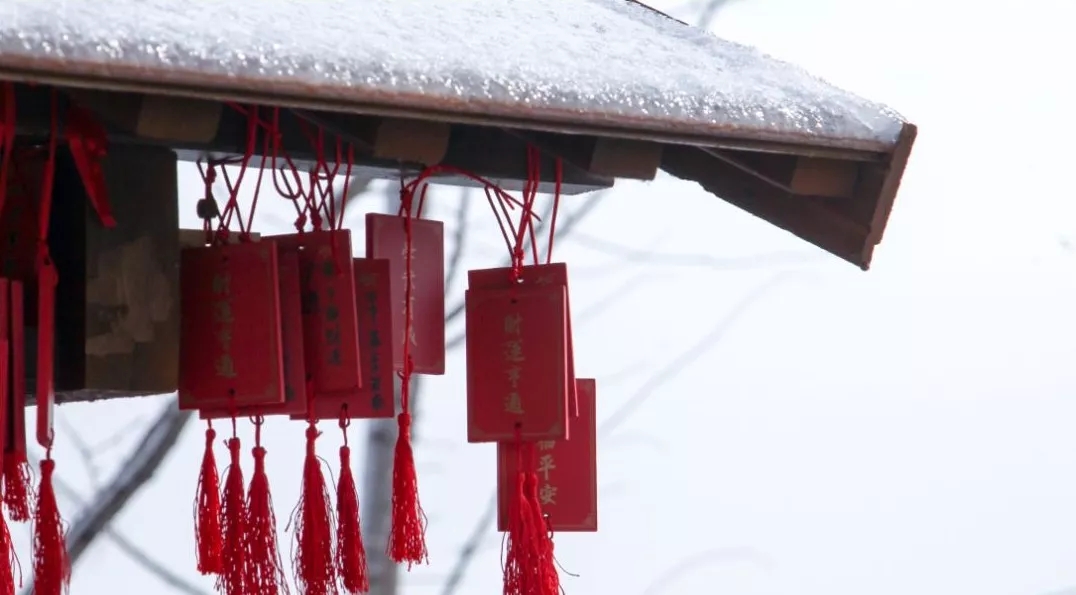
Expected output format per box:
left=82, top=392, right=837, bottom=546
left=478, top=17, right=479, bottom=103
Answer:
left=200, top=249, right=307, bottom=419
left=273, top=230, right=363, bottom=396
left=365, top=213, right=445, bottom=375
left=465, top=285, right=568, bottom=443
left=468, top=263, right=578, bottom=417
left=303, top=258, right=395, bottom=420
left=5, top=280, right=25, bottom=461
left=497, top=378, right=598, bottom=532
left=178, top=242, right=284, bottom=410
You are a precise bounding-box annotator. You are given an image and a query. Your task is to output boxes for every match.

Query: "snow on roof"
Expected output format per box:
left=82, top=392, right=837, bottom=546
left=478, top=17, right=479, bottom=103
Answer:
left=0, top=0, right=906, bottom=153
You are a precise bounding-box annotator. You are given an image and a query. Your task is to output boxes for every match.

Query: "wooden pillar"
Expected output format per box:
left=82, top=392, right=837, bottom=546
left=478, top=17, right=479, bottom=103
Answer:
left=44, top=144, right=180, bottom=402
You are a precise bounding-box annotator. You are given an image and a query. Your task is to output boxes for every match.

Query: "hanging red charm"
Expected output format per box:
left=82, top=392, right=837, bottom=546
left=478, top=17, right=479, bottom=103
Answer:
left=216, top=436, right=247, bottom=595
left=201, top=247, right=308, bottom=419
left=178, top=241, right=285, bottom=410
left=291, top=424, right=336, bottom=594
left=466, top=285, right=570, bottom=442
left=245, top=419, right=287, bottom=595
left=335, top=416, right=369, bottom=594
left=305, top=258, right=395, bottom=421
left=194, top=423, right=222, bottom=575
left=273, top=229, right=363, bottom=397
left=469, top=263, right=579, bottom=417
left=499, top=378, right=598, bottom=532
left=365, top=213, right=445, bottom=375
left=3, top=280, right=32, bottom=522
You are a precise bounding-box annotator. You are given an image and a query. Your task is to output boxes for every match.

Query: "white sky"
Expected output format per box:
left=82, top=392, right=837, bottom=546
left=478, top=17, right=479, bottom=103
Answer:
left=11, top=0, right=1076, bottom=594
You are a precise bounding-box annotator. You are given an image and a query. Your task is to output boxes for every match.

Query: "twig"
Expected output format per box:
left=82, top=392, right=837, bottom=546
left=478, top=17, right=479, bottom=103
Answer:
left=30, top=462, right=210, bottom=595
left=444, top=187, right=471, bottom=292
left=437, top=271, right=798, bottom=595
left=567, top=233, right=822, bottom=270
left=436, top=493, right=498, bottom=595
left=695, top=0, right=741, bottom=29
left=56, top=414, right=99, bottom=490
left=19, top=397, right=194, bottom=595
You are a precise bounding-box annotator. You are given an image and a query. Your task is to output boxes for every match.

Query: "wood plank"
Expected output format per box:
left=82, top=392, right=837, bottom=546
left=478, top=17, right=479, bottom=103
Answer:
left=46, top=144, right=180, bottom=403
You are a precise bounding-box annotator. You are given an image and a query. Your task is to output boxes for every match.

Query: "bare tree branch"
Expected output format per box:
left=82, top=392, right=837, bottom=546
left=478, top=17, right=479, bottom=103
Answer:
left=56, top=415, right=100, bottom=491
left=444, top=187, right=472, bottom=293
left=566, top=233, right=822, bottom=270
left=41, top=471, right=210, bottom=595
left=438, top=272, right=796, bottom=595
left=20, top=398, right=194, bottom=595
left=695, top=0, right=742, bottom=29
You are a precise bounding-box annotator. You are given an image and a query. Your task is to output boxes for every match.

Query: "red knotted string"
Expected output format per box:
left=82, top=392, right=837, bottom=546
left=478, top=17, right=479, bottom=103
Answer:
left=30, top=91, right=67, bottom=595
left=291, top=423, right=335, bottom=594
left=32, top=441, right=69, bottom=595
left=63, top=104, right=115, bottom=228
left=2, top=452, right=33, bottom=523
left=0, top=503, right=16, bottom=595
left=502, top=431, right=537, bottom=595
left=245, top=417, right=288, bottom=595
left=387, top=183, right=428, bottom=568
left=335, top=408, right=369, bottom=594
left=1, top=103, right=32, bottom=517
left=194, top=422, right=223, bottom=575
left=216, top=430, right=247, bottom=595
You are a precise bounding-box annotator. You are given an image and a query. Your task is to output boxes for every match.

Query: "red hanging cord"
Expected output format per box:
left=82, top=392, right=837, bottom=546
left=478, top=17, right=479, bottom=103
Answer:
left=31, top=90, right=69, bottom=595
left=546, top=159, right=562, bottom=265
left=0, top=503, right=16, bottom=595
left=0, top=83, right=33, bottom=526
left=194, top=421, right=223, bottom=575
left=387, top=181, right=428, bottom=568
left=335, top=407, right=369, bottom=594
left=245, top=416, right=288, bottom=595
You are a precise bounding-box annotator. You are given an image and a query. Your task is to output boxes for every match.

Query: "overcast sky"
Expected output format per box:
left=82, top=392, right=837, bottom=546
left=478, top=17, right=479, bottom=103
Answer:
left=15, top=0, right=1076, bottom=594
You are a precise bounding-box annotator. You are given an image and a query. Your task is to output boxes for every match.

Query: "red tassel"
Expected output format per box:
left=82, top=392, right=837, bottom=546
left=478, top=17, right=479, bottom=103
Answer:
left=2, top=453, right=34, bottom=522
left=523, top=470, right=560, bottom=595
left=32, top=457, right=69, bottom=595
left=335, top=444, right=368, bottom=594
left=194, top=425, right=222, bottom=575
left=245, top=439, right=287, bottom=595
left=292, top=424, right=335, bottom=594
left=0, top=510, right=18, bottom=595
left=501, top=465, right=532, bottom=595
left=216, top=437, right=247, bottom=595
left=387, top=412, right=427, bottom=567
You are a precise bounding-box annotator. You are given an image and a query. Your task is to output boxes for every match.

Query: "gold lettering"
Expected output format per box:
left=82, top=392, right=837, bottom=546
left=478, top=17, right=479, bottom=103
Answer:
left=215, top=354, right=237, bottom=378
left=503, top=340, right=525, bottom=363
left=504, top=313, right=523, bottom=336
left=537, top=454, right=556, bottom=481
left=211, top=273, right=231, bottom=295
left=504, top=391, right=524, bottom=415
left=217, top=327, right=232, bottom=349
left=213, top=301, right=234, bottom=324
left=505, top=366, right=522, bottom=388
left=537, top=440, right=556, bottom=451
left=538, top=483, right=558, bottom=506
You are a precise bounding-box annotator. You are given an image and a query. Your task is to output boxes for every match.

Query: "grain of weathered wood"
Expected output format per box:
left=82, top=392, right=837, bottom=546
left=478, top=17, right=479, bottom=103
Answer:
left=46, top=144, right=179, bottom=403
